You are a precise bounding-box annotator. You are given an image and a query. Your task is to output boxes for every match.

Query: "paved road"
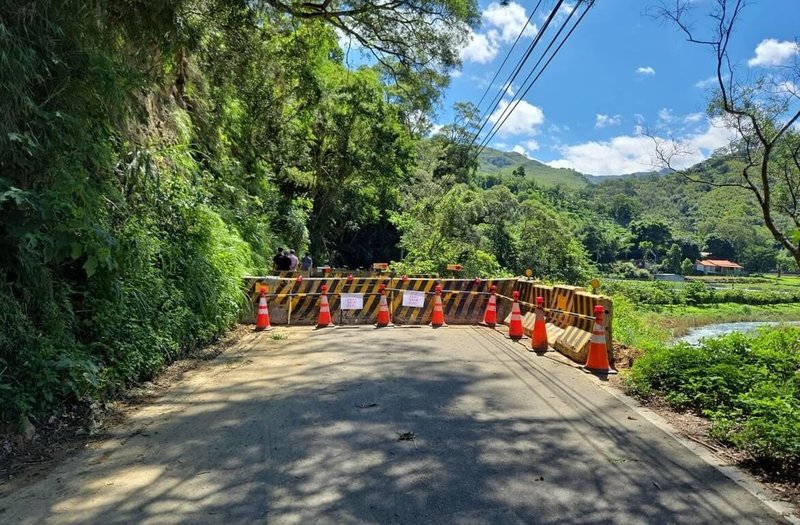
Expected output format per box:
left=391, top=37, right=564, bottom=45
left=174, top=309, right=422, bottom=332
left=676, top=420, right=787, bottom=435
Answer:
left=0, top=326, right=790, bottom=524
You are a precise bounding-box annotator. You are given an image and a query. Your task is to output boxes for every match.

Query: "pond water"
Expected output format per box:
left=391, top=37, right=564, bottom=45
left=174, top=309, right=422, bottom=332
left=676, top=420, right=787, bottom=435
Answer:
left=676, top=321, right=799, bottom=346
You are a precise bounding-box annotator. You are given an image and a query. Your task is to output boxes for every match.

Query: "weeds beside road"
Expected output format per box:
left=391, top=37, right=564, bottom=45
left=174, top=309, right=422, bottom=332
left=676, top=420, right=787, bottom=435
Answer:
left=608, top=276, right=800, bottom=501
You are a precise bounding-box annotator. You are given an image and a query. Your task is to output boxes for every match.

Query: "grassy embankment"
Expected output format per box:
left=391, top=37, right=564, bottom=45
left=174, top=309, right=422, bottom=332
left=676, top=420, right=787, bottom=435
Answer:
left=608, top=276, right=800, bottom=474
left=604, top=276, right=800, bottom=347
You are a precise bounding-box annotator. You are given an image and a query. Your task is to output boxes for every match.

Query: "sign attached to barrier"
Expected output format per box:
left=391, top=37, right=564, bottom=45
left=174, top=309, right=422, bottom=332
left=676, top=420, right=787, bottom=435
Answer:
left=402, top=291, right=426, bottom=307
left=341, top=293, right=364, bottom=310
left=372, top=262, right=389, bottom=271
left=557, top=295, right=568, bottom=310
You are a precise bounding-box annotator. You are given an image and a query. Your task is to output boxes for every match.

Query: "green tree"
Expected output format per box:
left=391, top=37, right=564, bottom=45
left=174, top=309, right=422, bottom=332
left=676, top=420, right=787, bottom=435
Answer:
left=680, top=258, right=694, bottom=276
left=259, top=0, right=479, bottom=78
left=629, top=219, right=673, bottom=256
left=655, top=0, right=800, bottom=267
left=663, top=243, right=683, bottom=274
left=607, top=194, right=640, bottom=226
left=703, top=235, right=736, bottom=261
left=431, top=102, right=481, bottom=184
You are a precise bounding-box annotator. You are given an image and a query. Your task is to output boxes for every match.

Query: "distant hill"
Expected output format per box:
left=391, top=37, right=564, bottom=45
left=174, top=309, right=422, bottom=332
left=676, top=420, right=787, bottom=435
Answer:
left=477, top=147, right=588, bottom=189
left=584, top=169, right=670, bottom=184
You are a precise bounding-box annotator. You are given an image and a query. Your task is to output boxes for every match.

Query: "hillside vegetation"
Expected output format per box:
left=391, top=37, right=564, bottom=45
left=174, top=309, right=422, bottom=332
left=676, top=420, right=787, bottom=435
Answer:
left=0, top=0, right=796, bottom=431
left=477, top=148, right=588, bottom=189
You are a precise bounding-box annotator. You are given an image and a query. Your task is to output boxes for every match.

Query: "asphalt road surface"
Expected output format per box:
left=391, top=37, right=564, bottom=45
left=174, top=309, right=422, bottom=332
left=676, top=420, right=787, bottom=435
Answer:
left=0, top=326, right=791, bottom=524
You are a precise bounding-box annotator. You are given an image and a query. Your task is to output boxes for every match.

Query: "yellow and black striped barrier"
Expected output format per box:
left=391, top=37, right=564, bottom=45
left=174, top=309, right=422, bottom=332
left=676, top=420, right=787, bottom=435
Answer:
left=241, top=275, right=613, bottom=365
left=242, top=276, right=516, bottom=325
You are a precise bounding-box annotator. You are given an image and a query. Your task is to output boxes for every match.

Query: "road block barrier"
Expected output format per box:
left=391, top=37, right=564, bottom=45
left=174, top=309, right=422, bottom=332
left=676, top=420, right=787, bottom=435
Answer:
left=482, top=285, right=498, bottom=328
left=581, top=305, right=616, bottom=374
left=429, top=285, right=446, bottom=327
left=242, top=275, right=612, bottom=364
left=530, top=297, right=548, bottom=353
left=243, top=276, right=515, bottom=326
left=501, top=280, right=612, bottom=364
left=255, top=291, right=272, bottom=332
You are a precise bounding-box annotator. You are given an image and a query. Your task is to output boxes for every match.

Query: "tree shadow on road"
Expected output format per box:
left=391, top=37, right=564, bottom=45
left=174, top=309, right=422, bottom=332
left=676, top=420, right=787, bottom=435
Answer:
left=0, top=327, right=783, bottom=524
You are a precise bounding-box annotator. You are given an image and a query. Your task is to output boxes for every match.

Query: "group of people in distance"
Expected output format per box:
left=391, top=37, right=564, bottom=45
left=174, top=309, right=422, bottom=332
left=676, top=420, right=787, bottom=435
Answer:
left=273, top=248, right=313, bottom=274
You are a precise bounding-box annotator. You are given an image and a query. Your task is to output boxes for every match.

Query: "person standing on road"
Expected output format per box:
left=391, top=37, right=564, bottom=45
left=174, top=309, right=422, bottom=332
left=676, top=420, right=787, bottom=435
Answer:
left=301, top=253, right=313, bottom=276
left=273, top=248, right=285, bottom=273
left=276, top=249, right=291, bottom=271
left=288, top=249, right=299, bottom=271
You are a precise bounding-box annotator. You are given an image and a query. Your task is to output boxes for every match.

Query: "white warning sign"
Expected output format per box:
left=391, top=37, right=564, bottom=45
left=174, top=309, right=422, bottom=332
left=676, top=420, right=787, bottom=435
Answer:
left=402, top=290, right=426, bottom=308
left=340, top=293, right=364, bottom=310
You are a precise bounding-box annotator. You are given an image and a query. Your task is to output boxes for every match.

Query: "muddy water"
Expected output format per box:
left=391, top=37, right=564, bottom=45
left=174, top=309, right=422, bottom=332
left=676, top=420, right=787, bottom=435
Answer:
left=677, top=321, right=800, bottom=346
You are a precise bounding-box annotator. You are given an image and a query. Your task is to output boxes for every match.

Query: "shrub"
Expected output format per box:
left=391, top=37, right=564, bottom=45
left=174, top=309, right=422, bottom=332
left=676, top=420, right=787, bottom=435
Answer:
left=625, top=327, right=800, bottom=469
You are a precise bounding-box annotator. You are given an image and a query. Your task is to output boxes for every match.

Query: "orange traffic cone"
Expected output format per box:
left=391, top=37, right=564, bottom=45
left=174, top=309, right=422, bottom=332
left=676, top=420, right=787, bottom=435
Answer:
left=316, top=284, right=335, bottom=328
left=430, top=285, right=446, bottom=327
left=482, top=285, right=497, bottom=328
left=582, top=305, right=616, bottom=374
left=507, top=290, right=524, bottom=340
left=376, top=284, right=392, bottom=327
left=531, top=296, right=548, bottom=353
left=255, top=291, right=273, bottom=331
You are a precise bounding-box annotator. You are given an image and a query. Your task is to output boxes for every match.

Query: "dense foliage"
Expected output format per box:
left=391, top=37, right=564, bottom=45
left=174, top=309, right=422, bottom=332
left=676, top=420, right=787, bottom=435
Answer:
left=625, top=327, right=800, bottom=472
left=0, top=0, right=795, bottom=432
left=0, top=0, right=482, bottom=426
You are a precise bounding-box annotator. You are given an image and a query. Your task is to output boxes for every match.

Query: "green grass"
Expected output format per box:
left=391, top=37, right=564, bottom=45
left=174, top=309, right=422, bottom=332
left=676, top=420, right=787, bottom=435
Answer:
left=688, top=274, right=800, bottom=293
left=624, top=327, right=800, bottom=473
left=612, top=298, right=800, bottom=351
left=602, top=278, right=800, bottom=306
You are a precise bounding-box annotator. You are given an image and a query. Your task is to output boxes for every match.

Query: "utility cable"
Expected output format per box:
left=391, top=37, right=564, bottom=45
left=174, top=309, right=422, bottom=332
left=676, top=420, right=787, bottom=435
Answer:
left=468, top=0, right=566, bottom=150
left=475, top=0, right=585, bottom=153
left=473, top=0, right=546, bottom=114
left=474, top=0, right=594, bottom=159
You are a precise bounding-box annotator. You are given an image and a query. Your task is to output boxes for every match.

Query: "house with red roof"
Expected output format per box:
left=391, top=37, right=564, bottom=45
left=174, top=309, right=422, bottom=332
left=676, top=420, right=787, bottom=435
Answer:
left=694, top=259, right=744, bottom=275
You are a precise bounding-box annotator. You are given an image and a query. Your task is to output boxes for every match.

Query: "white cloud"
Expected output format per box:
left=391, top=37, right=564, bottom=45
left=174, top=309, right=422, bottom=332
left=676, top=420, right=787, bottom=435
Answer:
left=658, top=108, right=674, bottom=123
left=460, top=30, right=499, bottom=64
left=451, top=69, right=463, bottom=78
left=523, top=139, right=540, bottom=151
left=689, top=118, right=738, bottom=152
left=488, top=99, right=545, bottom=136
left=502, top=81, right=516, bottom=96
left=695, top=76, right=716, bottom=88
left=540, top=2, right=575, bottom=23
left=775, top=80, right=798, bottom=96
left=508, top=139, right=539, bottom=159
left=546, top=118, right=738, bottom=175
left=636, top=66, right=656, bottom=75
left=748, top=39, right=800, bottom=67
left=483, top=2, right=537, bottom=43
left=512, top=144, right=530, bottom=158
left=595, top=114, right=622, bottom=128
left=460, top=2, right=537, bottom=63
left=684, top=112, right=704, bottom=123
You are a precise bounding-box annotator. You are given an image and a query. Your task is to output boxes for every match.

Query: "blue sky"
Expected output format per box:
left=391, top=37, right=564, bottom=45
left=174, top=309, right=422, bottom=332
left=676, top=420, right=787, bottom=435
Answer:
left=441, top=0, right=800, bottom=175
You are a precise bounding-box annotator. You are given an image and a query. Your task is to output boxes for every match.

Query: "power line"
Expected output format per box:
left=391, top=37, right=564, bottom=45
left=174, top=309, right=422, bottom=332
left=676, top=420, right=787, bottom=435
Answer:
left=468, top=0, right=566, bottom=150
left=476, top=1, right=585, bottom=154
left=473, top=0, right=594, bottom=160
left=473, top=0, right=546, bottom=114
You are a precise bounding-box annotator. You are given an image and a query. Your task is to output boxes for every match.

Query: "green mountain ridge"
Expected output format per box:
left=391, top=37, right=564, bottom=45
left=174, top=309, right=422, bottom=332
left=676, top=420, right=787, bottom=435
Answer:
left=477, top=147, right=588, bottom=189
left=477, top=147, right=672, bottom=187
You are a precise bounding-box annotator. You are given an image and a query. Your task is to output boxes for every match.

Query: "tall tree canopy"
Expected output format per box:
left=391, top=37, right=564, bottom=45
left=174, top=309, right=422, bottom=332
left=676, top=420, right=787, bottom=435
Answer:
left=653, top=0, right=800, bottom=266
